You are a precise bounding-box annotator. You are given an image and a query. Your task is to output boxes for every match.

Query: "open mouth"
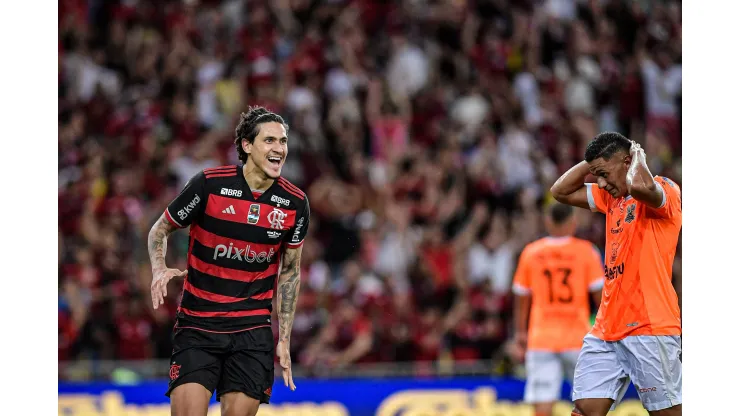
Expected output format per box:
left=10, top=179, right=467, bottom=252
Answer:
left=267, top=155, right=282, bottom=169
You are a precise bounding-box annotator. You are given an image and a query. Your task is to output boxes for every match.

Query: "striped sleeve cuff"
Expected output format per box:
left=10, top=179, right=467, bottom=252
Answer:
left=588, top=278, right=605, bottom=291
left=656, top=181, right=667, bottom=208
left=585, top=184, right=598, bottom=212
left=286, top=239, right=305, bottom=248
left=164, top=209, right=185, bottom=228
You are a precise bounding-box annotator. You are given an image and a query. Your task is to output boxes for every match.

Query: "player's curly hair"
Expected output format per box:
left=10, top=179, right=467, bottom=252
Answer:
left=234, top=106, right=289, bottom=163
left=584, top=131, right=631, bottom=162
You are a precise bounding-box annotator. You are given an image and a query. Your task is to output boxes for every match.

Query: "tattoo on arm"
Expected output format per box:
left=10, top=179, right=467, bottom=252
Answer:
left=277, top=247, right=302, bottom=344
left=148, top=214, right=177, bottom=272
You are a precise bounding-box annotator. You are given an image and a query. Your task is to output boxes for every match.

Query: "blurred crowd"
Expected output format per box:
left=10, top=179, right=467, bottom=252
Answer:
left=58, top=0, right=682, bottom=376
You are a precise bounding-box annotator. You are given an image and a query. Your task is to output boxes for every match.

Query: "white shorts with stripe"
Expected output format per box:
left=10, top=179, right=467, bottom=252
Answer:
left=572, top=334, right=682, bottom=411
left=524, top=349, right=580, bottom=404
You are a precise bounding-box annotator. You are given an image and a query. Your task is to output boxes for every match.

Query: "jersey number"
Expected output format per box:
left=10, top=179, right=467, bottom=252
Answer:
left=544, top=268, right=573, bottom=304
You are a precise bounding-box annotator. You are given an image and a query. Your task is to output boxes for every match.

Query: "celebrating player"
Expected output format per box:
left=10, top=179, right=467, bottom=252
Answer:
left=512, top=202, right=604, bottom=416
left=551, top=132, right=682, bottom=416
left=147, top=106, right=310, bottom=416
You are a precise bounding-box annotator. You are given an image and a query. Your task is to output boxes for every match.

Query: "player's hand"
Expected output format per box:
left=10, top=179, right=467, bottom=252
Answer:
left=629, top=140, right=644, bottom=156
left=514, top=331, right=527, bottom=347
left=277, top=340, right=296, bottom=391
left=150, top=267, right=187, bottom=309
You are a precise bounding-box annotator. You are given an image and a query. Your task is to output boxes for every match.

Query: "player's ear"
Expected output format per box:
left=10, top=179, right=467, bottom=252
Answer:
left=242, top=138, right=252, bottom=156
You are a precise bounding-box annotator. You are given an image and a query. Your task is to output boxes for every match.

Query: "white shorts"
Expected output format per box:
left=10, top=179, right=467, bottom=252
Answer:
left=524, top=349, right=580, bottom=404
left=572, top=334, right=682, bottom=412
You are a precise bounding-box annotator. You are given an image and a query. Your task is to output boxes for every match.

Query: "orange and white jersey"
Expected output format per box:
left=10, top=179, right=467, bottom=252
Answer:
left=513, top=236, right=604, bottom=352
left=586, top=176, right=682, bottom=341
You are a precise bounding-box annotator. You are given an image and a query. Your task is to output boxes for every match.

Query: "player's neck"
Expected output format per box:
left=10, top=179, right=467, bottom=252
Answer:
left=242, top=161, right=275, bottom=192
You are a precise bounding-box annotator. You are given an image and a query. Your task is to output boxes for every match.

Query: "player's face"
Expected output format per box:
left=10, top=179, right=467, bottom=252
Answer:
left=244, top=122, right=288, bottom=179
left=588, top=153, right=630, bottom=198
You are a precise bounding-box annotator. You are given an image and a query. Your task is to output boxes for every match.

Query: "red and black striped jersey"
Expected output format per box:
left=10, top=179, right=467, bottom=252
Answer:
left=163, top=164, right=310, bottom=332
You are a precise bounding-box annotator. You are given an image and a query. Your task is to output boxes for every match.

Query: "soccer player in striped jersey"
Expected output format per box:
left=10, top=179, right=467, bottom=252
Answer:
left=147, top=106, right=310, bottom=416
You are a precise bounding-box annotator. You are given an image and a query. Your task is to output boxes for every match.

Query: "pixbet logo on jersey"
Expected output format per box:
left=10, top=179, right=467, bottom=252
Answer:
left=213, top=243, right=275, bottom=263
left=178, top=194, right=201, bottom=221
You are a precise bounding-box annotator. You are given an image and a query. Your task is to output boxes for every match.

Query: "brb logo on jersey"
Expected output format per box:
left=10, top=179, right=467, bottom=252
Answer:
left=221, top=188, right=243, bottom=197
left=178, top=194, right=201, bottom=221
left=213, top=243, right=275, bottom=263
left=271, top=195, right=290, bottom=207
left=267, top=208, right=287, bottom=230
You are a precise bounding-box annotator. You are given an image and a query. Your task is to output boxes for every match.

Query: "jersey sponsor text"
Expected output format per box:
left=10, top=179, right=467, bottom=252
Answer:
left=213, top=243, right=276, bottom=263
left=292, top=217, right=305, bottom=243
left=177, top=194, right=201, bottom=221
left=271, top=195, right=290, bottom=207
left=220, top=188, right=243, bottom=197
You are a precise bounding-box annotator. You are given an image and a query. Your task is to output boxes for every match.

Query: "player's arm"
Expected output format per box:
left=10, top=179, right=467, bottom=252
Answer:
left=626, top=142, right=663, bottom=208
left=585, top=244, right=605, bottom=312
left=513, top=293, right=532, bottom=341
left=277, top=248, right=302, bottom=342
left=276, top=245, right=301, bottom=390
left=277, top=201, right=310, bottom=345
left=550, top=161, right=592, bottom=210
left=148, top=214, right=179, bottom=275
left=590, top=288, right=602, bottom=309
left=277, top=197, right=311, bottom=390
left=589, top=274, right=604, bottom=309
left=148, top=214, right=189, bottom=308
left=511, top=247, right=533, bottom=353
left=148, top=171, right=206, bottom=309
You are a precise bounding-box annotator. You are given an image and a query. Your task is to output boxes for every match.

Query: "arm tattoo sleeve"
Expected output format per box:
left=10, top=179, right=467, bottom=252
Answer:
left=148, top=214, right=178, bottom=272
left=277, top=247, right=302, bottom=344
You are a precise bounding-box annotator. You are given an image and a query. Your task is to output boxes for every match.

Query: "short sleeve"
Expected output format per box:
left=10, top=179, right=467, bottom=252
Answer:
left=647, top=177, right=682, bottom=219
left=585, top=244, right=605, bottom=292
left=512, top=247, right=532, bottom=295
left=165, top=171, right=207, bottom=228
left=585, top=183, right=612, bottom=214
left=285, top=196, right=310, bottom=248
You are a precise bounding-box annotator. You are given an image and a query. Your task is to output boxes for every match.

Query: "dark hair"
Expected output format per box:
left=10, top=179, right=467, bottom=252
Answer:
left=234, top=106, right=289, bottom=163
left=584, top=131, right=631, bottom=162
left=548, top=202, right=574, bottom=225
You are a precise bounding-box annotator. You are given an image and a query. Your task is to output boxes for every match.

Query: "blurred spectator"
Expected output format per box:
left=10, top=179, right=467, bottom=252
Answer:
left=59, top=0, right=681, bottom=377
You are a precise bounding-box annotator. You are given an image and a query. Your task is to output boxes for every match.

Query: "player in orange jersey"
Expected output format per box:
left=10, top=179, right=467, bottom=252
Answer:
left=512, top=202, right=604, bottom=416
left=551, top=132, right=681, bottom=416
